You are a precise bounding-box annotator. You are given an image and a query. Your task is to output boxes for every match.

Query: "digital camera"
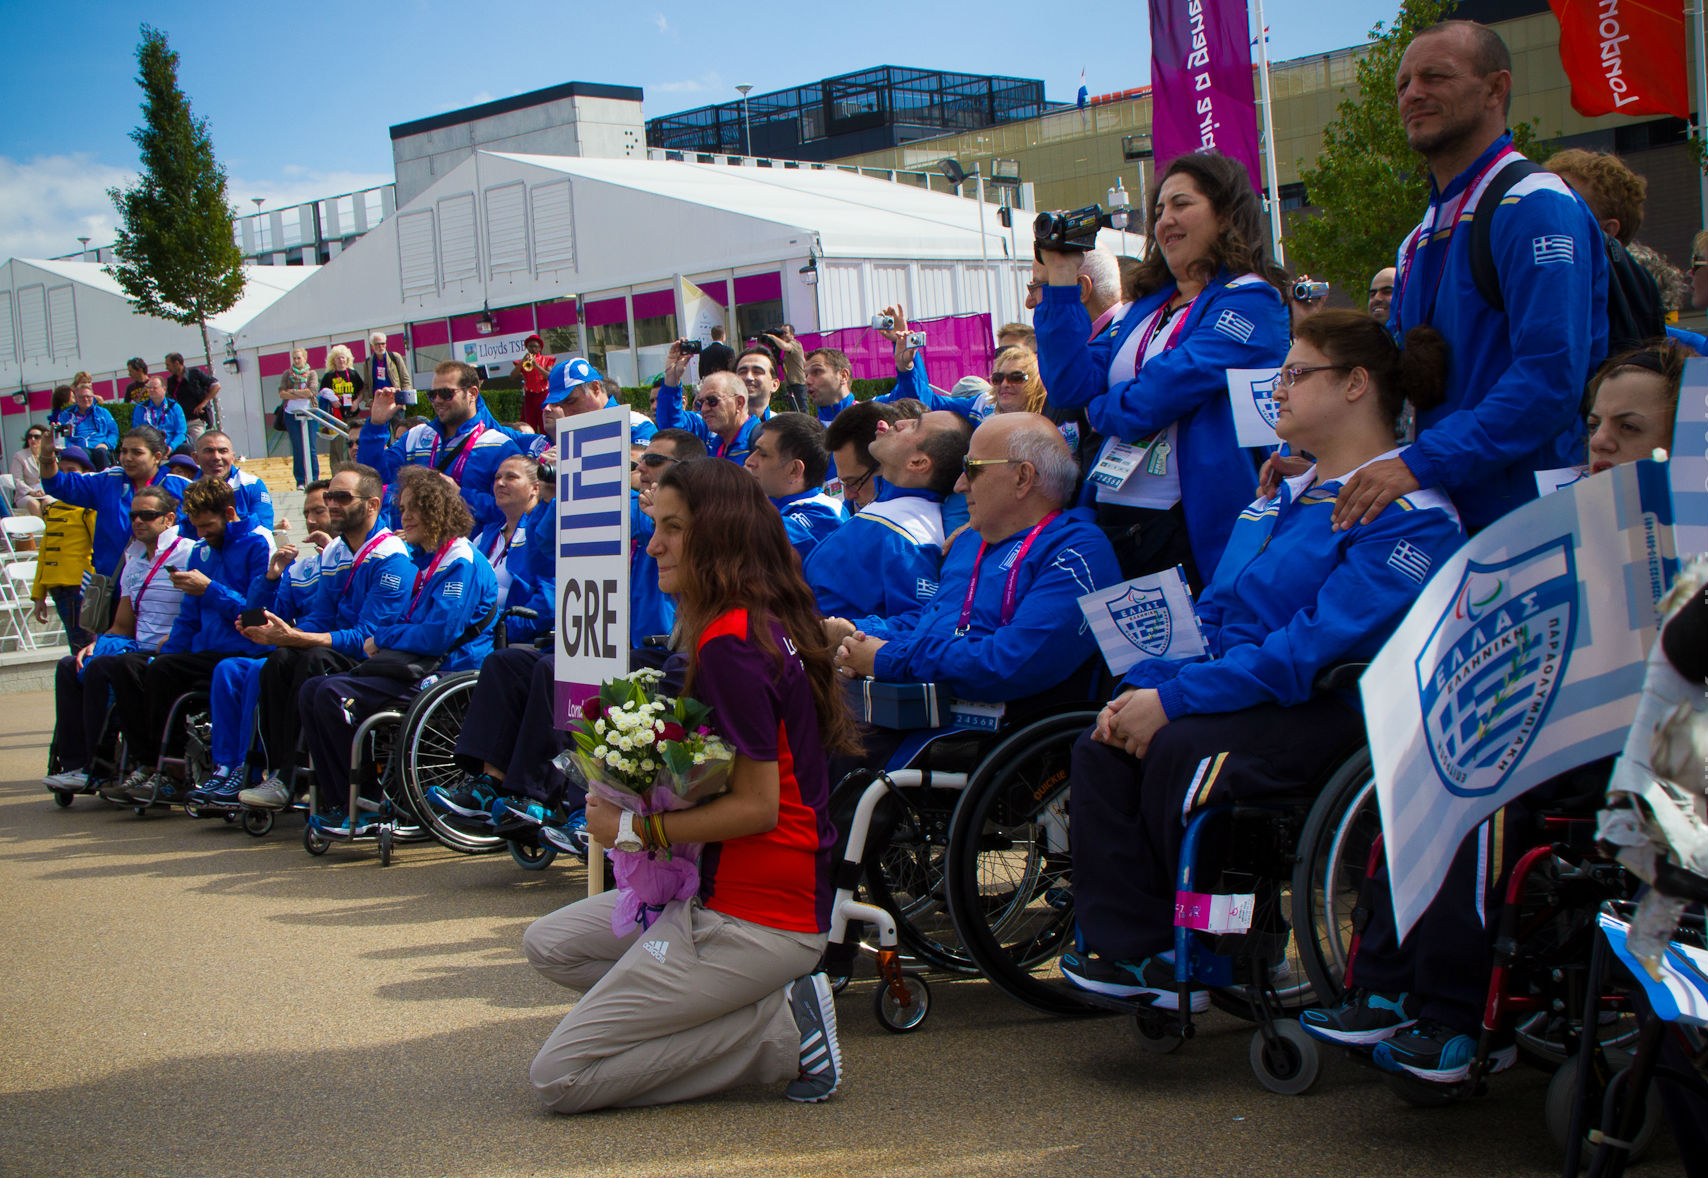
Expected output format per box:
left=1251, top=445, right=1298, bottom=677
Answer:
left=904, top=331, right=927, bottom=348
left=871, top=314, right=895, bottom=331
left=1292, top=279, right=1330, bottom=302
left=679, top=340, right=703, bottom=355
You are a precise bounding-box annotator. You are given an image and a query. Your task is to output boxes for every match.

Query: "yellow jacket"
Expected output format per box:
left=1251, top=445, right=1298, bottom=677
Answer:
left=31, top=499, right=95, bottom=597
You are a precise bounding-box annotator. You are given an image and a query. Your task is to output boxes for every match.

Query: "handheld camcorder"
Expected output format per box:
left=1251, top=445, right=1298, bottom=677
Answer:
left=1034, top=204, right=1131, bottom=252
left=1292, top=279, right=1330, bottom=302
left=679, top=340, right=703, bottom=355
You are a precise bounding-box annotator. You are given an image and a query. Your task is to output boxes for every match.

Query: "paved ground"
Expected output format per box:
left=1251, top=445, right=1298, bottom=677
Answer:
left=0, top=691, right=1681, bottom=1177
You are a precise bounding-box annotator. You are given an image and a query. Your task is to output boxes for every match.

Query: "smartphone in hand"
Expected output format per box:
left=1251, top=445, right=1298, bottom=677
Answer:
left=239, top=607, right=267, bottom=629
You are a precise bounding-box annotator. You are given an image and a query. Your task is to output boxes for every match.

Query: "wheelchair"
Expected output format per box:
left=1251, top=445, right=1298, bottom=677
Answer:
left=46, top=712, right=129, bottom=810
left=300, top=693, right=437, bottom=866
left=120, top=691, right=216, bottom=818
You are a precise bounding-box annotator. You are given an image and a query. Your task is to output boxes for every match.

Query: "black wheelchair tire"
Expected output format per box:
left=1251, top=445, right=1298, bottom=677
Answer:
left=1290, top=747, right=1380, bottom=1011
left=395, top=673, right=505, bottom=855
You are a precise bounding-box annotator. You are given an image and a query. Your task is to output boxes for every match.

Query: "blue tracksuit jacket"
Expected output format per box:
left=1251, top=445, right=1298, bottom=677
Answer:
left=803, top=482, right=945, bottom=624
left=499, top=500, right=556, bottom=647
left=655, top=385, right=764, bottom=463
left=359, top=415, right=525, bottom=532
left=1125, top=452, right=1465, bottom=717
left=629, top=492, right=676, bottom=642
left=1390, top=134, right=1610, bottom=532
left=160, top=516, right=273, bottom=656
left=1037, top=269, right=1289, bottom=578
left=773, top=489, right=846, bottom=561
left=370, top=537, right=497, bottom=673
left=311, top=523, right=414, bottom=657
left=883, top=353, right=991, bottom=421
left=43, top=466, right=193, bottom=578
left=226, top=466, right=275, bottom=530
left=133, top=400, right=187, bottom=451
left=54, top=405, right=119, bottom=452
left=866, top=507, right=1121, bottom=701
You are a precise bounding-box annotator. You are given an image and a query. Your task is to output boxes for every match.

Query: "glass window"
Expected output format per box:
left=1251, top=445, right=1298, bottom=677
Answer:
left=412, top=343, right=451, bottom=388
left=633, top=312, right=678, bottom=349
left=587, top=320, right=629, bottom=377
left=735, top=300, right=784, bottom=345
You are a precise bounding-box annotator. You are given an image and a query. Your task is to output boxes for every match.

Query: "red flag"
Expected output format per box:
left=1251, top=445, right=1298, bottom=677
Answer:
left=1547, top=0, right=1690, bottom=118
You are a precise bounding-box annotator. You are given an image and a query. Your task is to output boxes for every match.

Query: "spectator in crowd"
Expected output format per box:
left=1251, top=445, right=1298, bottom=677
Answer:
left=40, top=425, right=192, bottom=581
left=1037, top=150, right=1290, bottom=587
left=1624, top=242, right=1698, bottom=354
left=1064, top=310, right=1464, bottom=1015
left=49, top=384, right=72, bottom=421
left=10, top=424, right=47, bottom=515
left=698, top=324, right=734, bottom=376
left=1544, top=148, right=1663, bottom=354
left=42, top=484, right=191, bottom=797
left=363, top=360, right=526, bottom=531
left=320, top=344, right=366, bottom=466
left=629, top=429, right=703, bottom=641
left=542, top=358, right=656, bottom=443
left=830, top=413, right=1121, bottom=760
left=802, top=409, right=969, bottom=623
left=759, top=323, right=810, bottom=410
left=1368, top=267, right=1397, bottom=322
left=997, top=322, right=1037, bottom=351
left=28, top=446, right=96, bottom=648
left=823, top=400, right=901, bottom=512
left=1334, top=19, right=1608, bottom=537
left=877, top=307, right=995, bottom=421
left=658, top=345, right=765, bottom=463
left=802, top=347, right=855, bottom=425
left=134, top=375, right=188, bottom=453
left=217, top=467, right=413, bottom=809
left=368, top=329, right=414, bottom=410
left=106, top=476, right=272, bottom=803
left=745, top=412, right=845, bottom=560
left=1585, top=342, right=1687, bottom=474
left=523, top=456, right=859, bottom=1113
left=474, top=454, right=543, bottom=618
left=511, top=333, right=554, bottom=429
left=193, top=431, right=275, bottom=530
left=167, top=453, right=199, bottom=478
left=736, top=346, right=783, bottom=419
left=1679, top=231, right=1708, bottom=353
left=278, top=347, right=320, bottom=488
left=299, top=467, right=497, bottom=835
left=53, top=375, right=119, bottom=469
left=123, top=357, right=151, bottom=403
left=164, top=352, right=220, bottom=440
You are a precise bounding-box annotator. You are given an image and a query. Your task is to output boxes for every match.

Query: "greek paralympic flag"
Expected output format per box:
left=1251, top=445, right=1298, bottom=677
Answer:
left=1363, top=459, right=1678, bottom=940
left=1077, top=566, right=1207, bottom=676
left=1228, top=367, right=1283, bottom=449
left=1672, top=357, right=1707, bottom=560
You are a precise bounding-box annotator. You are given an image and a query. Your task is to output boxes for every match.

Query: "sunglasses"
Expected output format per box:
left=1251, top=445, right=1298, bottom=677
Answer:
left=962, top=457, right=1022, bottom=478
left=427, top=386, right=468, bottom=401
left=634, top=453, right=679, bottom=469
left=128, top=510, right=168, bottom=522
left=694, top=396, right=725, bottom=408
left=322, top=489, right=366, bottom=505
left=990, top=371, right=1029, bottom=385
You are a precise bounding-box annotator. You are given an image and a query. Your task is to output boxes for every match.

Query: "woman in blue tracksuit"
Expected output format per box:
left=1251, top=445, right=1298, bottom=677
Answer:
left=1036, top=151, right=1290, bottom=588
left=472, top=454, right=542, bottom=625
left=1061, top=310, right=1466, bottom=1009
left=133, top=380, right=188, bottom=452
left=299, top=466, right=497, bottom=834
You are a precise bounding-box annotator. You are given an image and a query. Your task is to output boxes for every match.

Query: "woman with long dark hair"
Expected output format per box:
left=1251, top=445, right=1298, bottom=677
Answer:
left=523, top=458, right=861, bottom=1114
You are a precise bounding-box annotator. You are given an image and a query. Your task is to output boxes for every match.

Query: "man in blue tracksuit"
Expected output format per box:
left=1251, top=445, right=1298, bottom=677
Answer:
left=133, top=376, right=188, bottom=452
left=657, top=343, right=764, bottom=463
left=194, top=431, right=275, bottom=529
left=360, top=360, right=525, bottom=531
left=542, top=357, right=657, bottom=444
left=834, top=414, right=1120, bottom=713
left=804, top=410, right=970, bottom=625
left=1331, top=25, right=1607, bottom=536
left=41, top=427, right=192, bottom=579
left=744, top=413, right=846, bottom=561
left=105, top=476, right=273, bottom=801
left=803, top=348, right=856, bottom=426
left=54, top=380, right=120, bottom=467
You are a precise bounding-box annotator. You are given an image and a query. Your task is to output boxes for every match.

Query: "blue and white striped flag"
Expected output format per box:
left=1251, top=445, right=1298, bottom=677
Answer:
left=1362, top=459, right=1678, bottom=939
left=1673, top=357, right=1707, bottom=559
left=1077, top=566, right=1207, bottom=676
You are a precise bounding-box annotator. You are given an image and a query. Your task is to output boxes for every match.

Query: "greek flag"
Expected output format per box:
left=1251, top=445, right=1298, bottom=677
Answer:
left=1214, top=310, right=1255, bottom=344
left=1531, top=235, right=1575, bottom=265
left=1362, top=459, right=1678, bottom=939
left=1673, top=358, right=1707, bottom=559
left=1077, top=566, right=1207, bottom=676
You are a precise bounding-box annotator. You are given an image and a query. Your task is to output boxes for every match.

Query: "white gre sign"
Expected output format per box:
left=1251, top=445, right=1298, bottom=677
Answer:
left=554, top=406, right=631, bottom=728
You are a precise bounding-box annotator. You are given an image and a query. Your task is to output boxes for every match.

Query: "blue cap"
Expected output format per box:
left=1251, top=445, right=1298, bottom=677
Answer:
left=544, top=358, right=603, bottom=404
left=166, top=453, right=199, bottom=474
left=56, top=444, right=92, bottom=469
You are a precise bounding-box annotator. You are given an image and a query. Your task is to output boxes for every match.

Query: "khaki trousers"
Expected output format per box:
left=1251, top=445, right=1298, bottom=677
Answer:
left=523, top=893, right=825, bottom=1113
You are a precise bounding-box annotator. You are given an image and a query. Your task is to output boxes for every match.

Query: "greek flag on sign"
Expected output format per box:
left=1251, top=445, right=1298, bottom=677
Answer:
left=1214, top=309, right=1255, bottom=344
left=1362, top=459, right=1678, bottom=939
left=1077, top=566, right=1207, bottom=676
left=1532, top=234, right=1575, bottom=265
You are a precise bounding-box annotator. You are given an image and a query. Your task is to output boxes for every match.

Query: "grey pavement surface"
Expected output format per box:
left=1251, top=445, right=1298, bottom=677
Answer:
left=0, top=690, right=1682, bottom=1177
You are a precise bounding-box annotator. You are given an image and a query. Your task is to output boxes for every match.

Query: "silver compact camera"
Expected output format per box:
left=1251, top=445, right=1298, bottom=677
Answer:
left=904, top=331, right=926, bottom=348
left=871, top=314, right=895, bottom=330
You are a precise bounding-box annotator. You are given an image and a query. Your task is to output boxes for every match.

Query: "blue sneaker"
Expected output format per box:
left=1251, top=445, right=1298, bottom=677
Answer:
left=427, top=773, right=501, bottom=822
left=500, top=796, right=553, bottom=825
left=1299, top=989, right=1418, bottom=1047
left=1372, top=1018, right=1516, bottom=1083
left=310, top=809, right=351, bottom=836
left=539, top=807, right=590, bottom=858
left=1060, top=950, right=1209, bottom=1012
left=188, top=766, right=244, bottom=807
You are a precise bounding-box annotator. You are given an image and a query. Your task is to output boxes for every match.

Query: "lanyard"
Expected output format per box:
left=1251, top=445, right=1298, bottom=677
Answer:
left=1396, top=146, right=1517, bottom=329
left=488, top=521, right=521, bottom=570
left=430, top=424, right=485, bottom=481
left=339, top=529, right=392, bottom=593
left=1132, top=294, right=1198, bottom=372
left=405, top=539, right=455, bottom=621
left=133, top=537, right=183, bottom=613
left=956, top=511, right=1059, bottom=635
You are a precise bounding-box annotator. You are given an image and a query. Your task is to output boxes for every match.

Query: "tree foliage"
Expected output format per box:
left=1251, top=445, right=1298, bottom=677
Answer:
left=106, top=25, right=244, bottom=373
left=1287, top=0, right=1540, bottom=297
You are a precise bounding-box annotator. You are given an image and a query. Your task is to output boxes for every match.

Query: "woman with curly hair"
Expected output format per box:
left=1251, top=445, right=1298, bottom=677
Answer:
left=524, top=457, right=862, bottom=1113
left=298, top=465, right=497, bottom=835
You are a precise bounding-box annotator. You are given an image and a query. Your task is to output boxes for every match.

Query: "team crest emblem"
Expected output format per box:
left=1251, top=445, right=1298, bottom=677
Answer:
left=1250, top=372, right=1281, bottom=429
left=1415, top=539, right=1577, bottom=798
left=1108, top=586, right=1172, bottom=657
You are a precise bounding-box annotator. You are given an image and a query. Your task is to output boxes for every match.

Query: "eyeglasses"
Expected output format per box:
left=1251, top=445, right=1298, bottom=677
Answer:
left=1278, top=364, right=1351, bottom=389
left=962, top=457, right=1023, bottom=478
left=322, top=489, right=360, bottom=505
left=128, top=510, right=167, bottom=522
left=990, top=371, right=1029, bottom=385
left=694, top=396, right=724, bottom=408
left=841, top=466, right=876, bottom=495
left=635, top=453, right=679, bottom=469
left=427, top=386, right=467, bottom=401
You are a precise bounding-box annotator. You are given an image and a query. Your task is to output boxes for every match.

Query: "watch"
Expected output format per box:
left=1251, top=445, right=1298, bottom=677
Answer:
left=614, top=809, right=644, bottom=853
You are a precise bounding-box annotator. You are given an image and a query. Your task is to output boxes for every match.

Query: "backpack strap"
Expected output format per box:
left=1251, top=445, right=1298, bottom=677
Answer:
left=1468, top=158, right=1544, bottom=313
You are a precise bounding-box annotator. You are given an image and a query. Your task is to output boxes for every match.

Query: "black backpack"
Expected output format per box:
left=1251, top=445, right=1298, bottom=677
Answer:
left=1469, top=159, right=1665, bottom=357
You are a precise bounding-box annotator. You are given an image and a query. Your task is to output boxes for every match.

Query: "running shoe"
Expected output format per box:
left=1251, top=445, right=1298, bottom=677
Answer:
left=784, top=973, right=842, bottom=1103
left=1372, top=1018, right=1516, bottom=1083
left=427, top=773, right=501, bottom=821
left=187, top=766, right=243, bottom=807
left=538, top=809, right=590, bottom=858
left=43, top=769, right=89, bottom=791
left=1060, top=950, right=1210, bottom=1012
left=1300, top=989, right=1418, bottom=1046
left=239, top=776, right=292, bottom=810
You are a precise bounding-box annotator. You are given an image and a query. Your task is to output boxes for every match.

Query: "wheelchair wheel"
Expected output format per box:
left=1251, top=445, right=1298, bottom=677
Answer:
left=377, top=826, right=393, bottom=867
left=509, top=839, right=558, bottom=871
left=944, top=709, right=1104, bottom=1017
left=395, top=673, right=503, bottom=855
left=53, top=790, right=73, bottom=809
left=181, top=709, right=214, bottom=794
left=844, top=772, right=971, bottom=974
left=1291, top=747, right=1380, bottom=1008
left=1251, top=1019, right=1321, bottom=1095
left=1545, top=1051, right=1657, bottom=1166
left=303, top=824, right=330, bottom=856
left=241, top=808, right=275, bottom=837
left=873, top=974, right=930, bottom=1033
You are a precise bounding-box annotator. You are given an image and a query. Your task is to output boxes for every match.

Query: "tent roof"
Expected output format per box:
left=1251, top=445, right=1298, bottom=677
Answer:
left=14, top=259, right=320, bottom=334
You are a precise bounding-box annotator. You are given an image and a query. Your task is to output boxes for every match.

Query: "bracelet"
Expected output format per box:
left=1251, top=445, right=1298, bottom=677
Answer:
left=643, top=813, right=668, bottom=852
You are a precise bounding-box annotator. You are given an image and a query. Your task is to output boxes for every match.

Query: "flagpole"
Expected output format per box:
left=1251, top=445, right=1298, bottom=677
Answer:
left=1252, top=0, right=1286, bottom=264
left=1692, top=0, right=1708, bottom=231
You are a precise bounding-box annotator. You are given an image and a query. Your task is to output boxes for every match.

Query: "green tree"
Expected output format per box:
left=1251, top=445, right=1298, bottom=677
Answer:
left=106, top=25, right=244, bottom=420
left=1288, top=0, right=1540, bottom=297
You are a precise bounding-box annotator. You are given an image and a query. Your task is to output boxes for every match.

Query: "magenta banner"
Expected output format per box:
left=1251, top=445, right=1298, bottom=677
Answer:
left=1148, top=0, right=1262, bottom=192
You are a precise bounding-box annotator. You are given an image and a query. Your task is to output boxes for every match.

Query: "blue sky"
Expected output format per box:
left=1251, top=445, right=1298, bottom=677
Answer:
left=0, top=0, right=1398, bottom=261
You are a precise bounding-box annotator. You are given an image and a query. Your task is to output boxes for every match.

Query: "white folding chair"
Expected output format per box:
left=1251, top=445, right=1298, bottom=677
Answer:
left=1, top=515, right=46, bottom=559
left=0, top=558, right=39, bottom=652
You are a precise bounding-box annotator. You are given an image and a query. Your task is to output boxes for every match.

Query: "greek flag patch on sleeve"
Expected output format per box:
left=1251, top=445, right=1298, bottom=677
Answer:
left=1214, top=310, right=1255, bottom=343
left=440, top=580, right=463, bottom=600
left=1387, top=539, right=1433, bottom=584
left=1532, top=235, right=1574, bottom=265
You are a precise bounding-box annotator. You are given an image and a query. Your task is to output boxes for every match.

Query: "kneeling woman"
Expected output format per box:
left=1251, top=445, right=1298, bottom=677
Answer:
left=523, top=458, right=862, bottom=1113
left=1062, top=310, right=1466, bottom=1007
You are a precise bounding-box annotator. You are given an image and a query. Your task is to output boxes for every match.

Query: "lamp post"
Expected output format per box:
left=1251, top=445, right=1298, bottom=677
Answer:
left=993, top=160, right=1024, bottom=315
left=735, top=84, right=753, bottom=157
left=1107, top=179, right=1129, bottom=255
left=941, top=158, right=998, bottom=330
left=76, top=236, right=91, bottom=262
left=250, top=198, right=266, bottom=256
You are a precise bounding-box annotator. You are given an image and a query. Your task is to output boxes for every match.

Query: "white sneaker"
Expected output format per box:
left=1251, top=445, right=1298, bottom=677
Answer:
left=239, top=777, right=291, bottom=809
left=43, top=769, right=89, bottom=791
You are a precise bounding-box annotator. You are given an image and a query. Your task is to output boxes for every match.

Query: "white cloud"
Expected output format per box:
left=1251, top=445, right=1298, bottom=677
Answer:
left=652, top=12, right=670, bottom=34
left=469, top=90, right=495, bottom=104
